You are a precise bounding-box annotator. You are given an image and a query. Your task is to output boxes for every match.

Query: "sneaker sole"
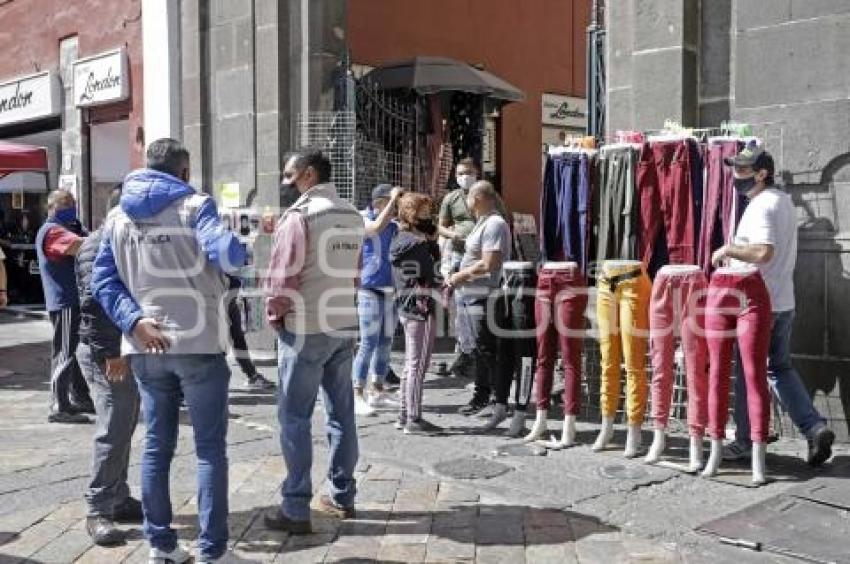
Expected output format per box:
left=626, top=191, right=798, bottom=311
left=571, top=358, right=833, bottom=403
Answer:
left=809, top=429, right=835, bottom=467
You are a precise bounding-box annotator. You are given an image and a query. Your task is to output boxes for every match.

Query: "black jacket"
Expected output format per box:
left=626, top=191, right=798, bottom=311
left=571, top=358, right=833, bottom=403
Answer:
left=390, top=231, right=441, bottom=320
left=76, top=228, right=122, bottom=361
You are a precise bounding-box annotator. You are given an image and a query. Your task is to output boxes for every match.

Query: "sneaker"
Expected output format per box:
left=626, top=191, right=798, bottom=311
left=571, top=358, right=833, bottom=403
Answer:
left=317, top=495, right=356, bottom=519
left=722, top=440, right=752, bottom=461
left=404, top=418, right=443, bottom=436
left=47, top=411, right=90, bottom=424
left=807, top=427, right=835, bottom=467
left=458, top=399, right=489, bottom=416
left=114, top=496, right=144, bottom=523
left=149, top=545, right=192, bottom=564
left=506, top=410, right=527, bottom=438
left=385, top=367, right=401, bottom=386
left=86, top=516, right=124, bottom=546
left=69, top=400, right=96, bottom=415
left=482, top=403, right=508, bottom=431
left=368, top=390, right=399, bottom=409
left=354, top=394, right=376, bottom=417
left=243, top=374, right=275, bottom=391
left=197, top=549, right=261, bottom=563
left=263, top=508, right=312, bottom=534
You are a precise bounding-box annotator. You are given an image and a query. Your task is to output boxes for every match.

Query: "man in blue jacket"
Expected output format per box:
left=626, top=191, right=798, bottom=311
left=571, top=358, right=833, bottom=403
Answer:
left=92, top=138, right=245, bottom=564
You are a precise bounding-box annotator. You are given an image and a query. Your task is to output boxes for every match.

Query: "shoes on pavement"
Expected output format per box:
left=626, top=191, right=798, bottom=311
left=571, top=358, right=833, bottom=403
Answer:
left=149, top=544, right=192, bottom=563
left=368, top=389, right=399, bottom=409
left=458, top=398, right=489, bottom=416
left=69, top=400, right=96, bottom=415
left=482, top=403, right=508, bottom=431
left=354, top=394, right=376, bottom=417
left=384, top=367, right=401, bottom=386
left=404, top=418, right=443, bottom=436
left=114, top=496, right=144, bottom=523
left=243, top=374, right=275, bottom=391
left=86, top=516, right=125, bottom=546
left=263, top=508, right=312, bottom=534
left=48, top=411, right=90, bottom=424
left=317, top=495, right=356, bottom=519
left=807, top=427, right=835, bottom=467
left=722, top=440, right=752, bottom=461
left=196, top=549, right=261, bottom=563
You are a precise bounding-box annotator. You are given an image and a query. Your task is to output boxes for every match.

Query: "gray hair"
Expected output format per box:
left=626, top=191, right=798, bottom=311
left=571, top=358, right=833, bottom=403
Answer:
left=469, top=180, right=497, bottom=202
left=47, top=189, right=74, bottom=211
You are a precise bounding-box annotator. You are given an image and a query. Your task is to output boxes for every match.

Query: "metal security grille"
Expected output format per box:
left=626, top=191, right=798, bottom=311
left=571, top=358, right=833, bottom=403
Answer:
left=296, top=111, right=357, bottom=202
left=587, top=0, right=606, bottom=140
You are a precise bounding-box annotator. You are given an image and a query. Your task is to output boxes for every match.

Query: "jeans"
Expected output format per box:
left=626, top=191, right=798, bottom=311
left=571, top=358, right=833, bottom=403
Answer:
left=534, top=265, right=588, bottom=415
left=400, top=315, right=437, bottom=422
left=705, top=271, right=771, bottom=443
left=596, top=263, right=652, bottom=424
left=79, top=343, right=140, bottom=518
left=49, top=306, right=90, bottom=413
left=352, top=289, right=394, bottom=388
left=277, top=330, right=358, bottom=521
left=649, top=268, right=708, bottom=436
left=455, top=291, right=507, bottom=404
left=130, top=354, right=230, bottom=560
left=733, top=310, right=826, bottom=445
left=500, top=266, right=539, bottom=411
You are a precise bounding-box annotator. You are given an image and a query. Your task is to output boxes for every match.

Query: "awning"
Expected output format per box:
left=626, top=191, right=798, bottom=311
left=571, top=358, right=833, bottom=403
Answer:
left=0, top=141, right=49, bottom=178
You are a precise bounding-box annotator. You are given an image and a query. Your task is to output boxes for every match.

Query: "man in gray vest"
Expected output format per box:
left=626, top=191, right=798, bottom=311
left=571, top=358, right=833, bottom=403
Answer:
left=264, top=148, right=365, bottom=533
left=92, top=138, right=245, bottom=563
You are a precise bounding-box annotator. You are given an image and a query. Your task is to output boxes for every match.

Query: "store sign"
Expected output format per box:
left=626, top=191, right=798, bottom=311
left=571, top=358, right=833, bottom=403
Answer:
left=0, top=71, right=61, bottom=127
left=73, top=48, right=129, bottom=108
left=542, top=94, right=587, bottom=129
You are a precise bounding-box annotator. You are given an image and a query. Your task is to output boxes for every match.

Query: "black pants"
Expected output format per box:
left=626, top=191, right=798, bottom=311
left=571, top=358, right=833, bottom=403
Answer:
left=457, top=293, right=510, bottom=405
left=49, top=306, right=90, bottom=413
left=498, top=268, right=537, bottom=410
left=228, top=298, right=258, bottom=378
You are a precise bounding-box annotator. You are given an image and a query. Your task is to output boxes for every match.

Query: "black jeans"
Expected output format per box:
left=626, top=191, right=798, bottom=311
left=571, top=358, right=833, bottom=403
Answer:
left=49, top=306, right=91, bottom=413
left=228, top=298, right=258, bottom=378
left=456, top=292, right=509, bottom=405
left=498, top=267, right=537, bottom=410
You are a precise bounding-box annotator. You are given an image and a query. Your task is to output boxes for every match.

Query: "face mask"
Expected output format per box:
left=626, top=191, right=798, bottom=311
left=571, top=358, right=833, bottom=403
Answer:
left=456, top=174, right=475, bottom=191
left=280, top=177, right=302, bottom=209
left=415, top=219, right=437, bottom=236
left=733, top=175, right=756, bottom=195
left=54, top=207, right=77, bottom=224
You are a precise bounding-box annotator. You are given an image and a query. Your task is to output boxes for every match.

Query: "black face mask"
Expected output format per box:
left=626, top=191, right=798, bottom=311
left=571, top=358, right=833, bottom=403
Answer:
left=733, top=175, right=757, bottom=195
left=415, top=219, right=436, bottom=236
left=280, top=182, right=301, bottom=209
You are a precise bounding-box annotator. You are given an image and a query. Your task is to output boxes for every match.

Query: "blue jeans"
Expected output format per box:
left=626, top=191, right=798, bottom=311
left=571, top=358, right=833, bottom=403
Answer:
left=130, top=354, right=230, bottom=560
left=277, top=330, right=358, bottom=521
left=352, top=289, right=394, bottom=388
left=733, top=310, right=826, bottom=445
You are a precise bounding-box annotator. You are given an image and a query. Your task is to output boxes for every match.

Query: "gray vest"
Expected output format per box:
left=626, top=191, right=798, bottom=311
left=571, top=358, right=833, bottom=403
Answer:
left=109, top=194, right=230, bottom=355
left=284, top=183, right=365, bottom=334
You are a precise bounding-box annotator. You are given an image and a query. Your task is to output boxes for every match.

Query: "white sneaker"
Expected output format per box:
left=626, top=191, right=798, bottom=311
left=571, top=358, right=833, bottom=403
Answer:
left=197, top=549, right=261, bottom=563
left=368, top=390, right=399, bottom=409
left=354, top=395, right=376, bottom=417
left=149, top=545, right=192, bottom=564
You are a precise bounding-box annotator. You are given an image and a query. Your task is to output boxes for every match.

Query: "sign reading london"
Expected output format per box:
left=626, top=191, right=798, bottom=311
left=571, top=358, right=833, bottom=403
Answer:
left=73, top=48, right=129, bottom=108
left=0, top=71, right=61, bottom=127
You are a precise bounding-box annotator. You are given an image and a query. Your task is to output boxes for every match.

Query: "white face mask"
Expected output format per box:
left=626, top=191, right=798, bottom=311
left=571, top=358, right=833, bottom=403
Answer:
left=456, top=174, right=476, bottom=191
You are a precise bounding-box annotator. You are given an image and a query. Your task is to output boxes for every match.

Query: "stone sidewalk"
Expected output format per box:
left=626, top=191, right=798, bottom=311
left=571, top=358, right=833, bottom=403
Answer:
left=0, top=453, right=684, bottom=563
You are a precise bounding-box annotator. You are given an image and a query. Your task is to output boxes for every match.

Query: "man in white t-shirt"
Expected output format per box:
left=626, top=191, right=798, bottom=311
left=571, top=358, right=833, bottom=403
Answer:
left=711, top=146, right=834, bottom=467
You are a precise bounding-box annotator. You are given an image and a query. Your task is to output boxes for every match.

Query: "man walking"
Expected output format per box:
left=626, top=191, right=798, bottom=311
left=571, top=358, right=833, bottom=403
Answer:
left=264, top=148, right=364, bottom=533
left=93, top=138, right=245, bottom=563
left=77, top=186, right=143, bottom=546
left=448, top=181, right=512, bottom=428
left=712, top=145, right=835, bottom=467
left=36, top=189, right=93, bottom=423
left=439, top=158, right=508, bottom=379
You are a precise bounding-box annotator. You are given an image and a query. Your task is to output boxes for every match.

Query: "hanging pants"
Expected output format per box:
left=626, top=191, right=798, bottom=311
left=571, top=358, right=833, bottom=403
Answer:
left=705, top=270, right=772, bottom=443
left=698, top=141, right=744, bottom=275
left=534, top=265, right=588, bottom=415
left=596, top=263, right=652, bottom=424
left=498, top=265, right=538, bottom=410
left=596, top=147, right=639, bottom=265
left=649, top=269, right=709, bottom=436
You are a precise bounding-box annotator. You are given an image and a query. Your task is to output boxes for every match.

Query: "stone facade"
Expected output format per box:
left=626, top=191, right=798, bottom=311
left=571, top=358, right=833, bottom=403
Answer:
left=606, top=0, right=850, bottom=440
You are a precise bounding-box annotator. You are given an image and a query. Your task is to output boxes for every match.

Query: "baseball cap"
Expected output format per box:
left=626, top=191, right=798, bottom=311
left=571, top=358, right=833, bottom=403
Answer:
left=371, top=183, right=393, bottom=202
left=724, top=144, right=775, bottom=177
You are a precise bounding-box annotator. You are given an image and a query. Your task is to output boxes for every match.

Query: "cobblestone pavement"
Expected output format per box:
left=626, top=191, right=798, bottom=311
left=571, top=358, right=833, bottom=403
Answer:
left=1, top=312, right=842, bottom=563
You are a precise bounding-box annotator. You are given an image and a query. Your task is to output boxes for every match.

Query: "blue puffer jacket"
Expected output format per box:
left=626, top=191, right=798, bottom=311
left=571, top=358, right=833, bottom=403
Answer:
left=92, top=169, right=246, bottom=335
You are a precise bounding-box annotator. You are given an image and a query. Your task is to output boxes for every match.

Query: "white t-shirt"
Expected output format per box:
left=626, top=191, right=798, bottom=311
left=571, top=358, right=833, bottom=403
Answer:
left=459, top=213, right=511, bottom=293
left=730, top=188, right=797, bottom=312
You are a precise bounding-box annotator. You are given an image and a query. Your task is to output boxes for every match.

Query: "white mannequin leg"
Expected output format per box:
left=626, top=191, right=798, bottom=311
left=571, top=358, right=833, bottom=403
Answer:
left=687, top=435, right=704, bottom=472
left=751, top=442, right=767, bottom=485
left=540, top=415, right=577, bottom=450
left=701, top=439, right=723, bottom=477
left=523, top=409, right=548, bottom=442
left=592, top=416, right=615, bottom=451
left=645, top=428, right=666, bottom=464
left=506, top=408, right=527, bottom=438
left=624, top=424, right=642, bottom=458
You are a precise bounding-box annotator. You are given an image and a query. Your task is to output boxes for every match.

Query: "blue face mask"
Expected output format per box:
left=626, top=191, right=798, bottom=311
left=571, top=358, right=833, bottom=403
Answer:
left=54, top=207, right=77, bottom=224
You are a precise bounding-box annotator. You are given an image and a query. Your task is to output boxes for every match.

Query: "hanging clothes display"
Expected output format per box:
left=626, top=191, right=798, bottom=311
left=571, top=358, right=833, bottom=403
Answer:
left=698, top=139, right=745, bottom=275
left=533, top=262, right=588, bottom=417
left=540, top=150, right=594, bottom=273
left=595, top=146, right=640, bottom=266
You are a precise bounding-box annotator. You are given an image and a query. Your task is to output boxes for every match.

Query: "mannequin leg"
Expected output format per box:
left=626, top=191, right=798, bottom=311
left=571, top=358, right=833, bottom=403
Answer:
left=624, top=424, right=642, bottom=458
left=541, top=415, right=577, bottom=450
left=701, top=438, right=723, bottom=477
left=688, top=434, right=704, bottom=472
left=523, top=409, right=548, bottom=442
left=592, top=416, right=615, bottom=451
left=751, top=442, right=767, bottom=485
left=645, top=428, right=666, bottom=464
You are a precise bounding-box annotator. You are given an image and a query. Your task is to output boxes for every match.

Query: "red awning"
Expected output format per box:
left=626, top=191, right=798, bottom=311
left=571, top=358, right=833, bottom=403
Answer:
left=0, top=141, right=49, bottom=178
